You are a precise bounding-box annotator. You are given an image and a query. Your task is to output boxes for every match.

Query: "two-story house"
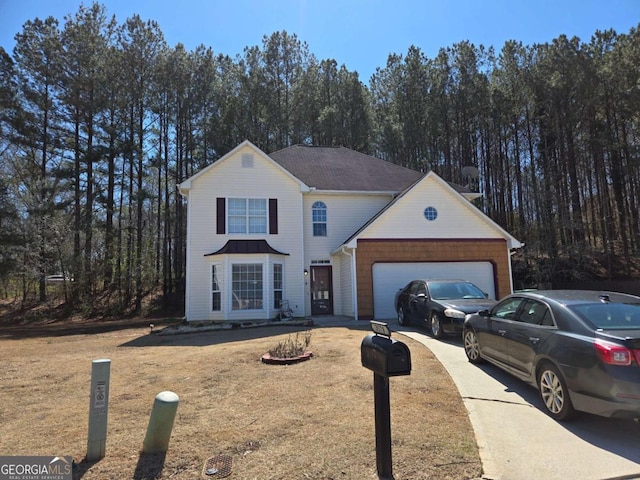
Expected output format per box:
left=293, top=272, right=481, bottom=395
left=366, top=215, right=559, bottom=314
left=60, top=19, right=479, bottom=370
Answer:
left=178, top=140, right=521, bottom=322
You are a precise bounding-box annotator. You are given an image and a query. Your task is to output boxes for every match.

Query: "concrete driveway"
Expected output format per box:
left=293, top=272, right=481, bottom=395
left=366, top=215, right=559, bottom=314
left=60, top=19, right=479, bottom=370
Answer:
left=395, top=326, right=640, bottom=480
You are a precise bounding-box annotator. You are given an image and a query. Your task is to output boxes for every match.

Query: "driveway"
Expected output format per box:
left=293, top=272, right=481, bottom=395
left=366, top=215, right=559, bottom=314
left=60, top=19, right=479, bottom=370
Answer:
left=395, top=326, right=640, bottom=480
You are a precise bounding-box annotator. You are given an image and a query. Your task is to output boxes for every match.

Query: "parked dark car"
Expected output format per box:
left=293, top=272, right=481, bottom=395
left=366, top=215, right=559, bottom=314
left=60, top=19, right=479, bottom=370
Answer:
left=394, top=279, right=496, bottom=338
left=463, top=290, right=640, bottom=421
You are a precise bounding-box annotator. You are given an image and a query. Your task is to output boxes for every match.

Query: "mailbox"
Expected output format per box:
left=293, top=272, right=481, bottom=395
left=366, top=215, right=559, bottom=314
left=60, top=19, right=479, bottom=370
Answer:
left=361, top=333, right=411, bottom=377
left=361, top=321, right=411, bottom=478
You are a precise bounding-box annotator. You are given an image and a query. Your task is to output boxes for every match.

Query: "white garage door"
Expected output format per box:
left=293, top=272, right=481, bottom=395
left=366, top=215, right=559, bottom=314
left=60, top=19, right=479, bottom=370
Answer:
left=372, top=262, right=496, bottom=320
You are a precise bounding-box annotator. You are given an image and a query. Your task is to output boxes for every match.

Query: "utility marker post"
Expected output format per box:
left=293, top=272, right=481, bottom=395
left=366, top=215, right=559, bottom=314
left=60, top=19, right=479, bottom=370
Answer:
left=86, top=359, right=111, bottom=461
left=142, top=391, right=180, bottom=453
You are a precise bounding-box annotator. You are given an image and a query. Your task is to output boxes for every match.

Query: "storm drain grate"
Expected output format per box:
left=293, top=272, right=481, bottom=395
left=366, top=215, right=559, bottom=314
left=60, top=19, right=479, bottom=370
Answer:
left=202, top=454, right=233, bottom=478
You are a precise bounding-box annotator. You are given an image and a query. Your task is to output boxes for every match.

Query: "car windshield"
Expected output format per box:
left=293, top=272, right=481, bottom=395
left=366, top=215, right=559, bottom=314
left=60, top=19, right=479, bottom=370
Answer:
left=428, top=282, right=486, bottom=300
left=570, top=302, right=640, bottom=330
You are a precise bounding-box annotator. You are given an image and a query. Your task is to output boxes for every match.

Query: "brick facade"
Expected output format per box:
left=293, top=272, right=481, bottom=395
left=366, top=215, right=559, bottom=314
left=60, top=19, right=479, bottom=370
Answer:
left=356, top=238, right=511, bottom=319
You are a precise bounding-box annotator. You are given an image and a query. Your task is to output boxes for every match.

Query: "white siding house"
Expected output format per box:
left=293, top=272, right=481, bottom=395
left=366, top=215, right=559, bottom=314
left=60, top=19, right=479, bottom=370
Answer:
left=180, top=142, right=307, bottom=321
left=179, top=140, right=521, bottom=322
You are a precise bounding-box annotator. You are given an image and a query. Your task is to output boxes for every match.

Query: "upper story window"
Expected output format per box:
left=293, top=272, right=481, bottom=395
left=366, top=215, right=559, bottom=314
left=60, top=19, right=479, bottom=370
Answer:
left=217, top=198, right=278, bottom=235
left=228, top=198, right=267, bottom=234
left=312, top=201, right=327, bottom=236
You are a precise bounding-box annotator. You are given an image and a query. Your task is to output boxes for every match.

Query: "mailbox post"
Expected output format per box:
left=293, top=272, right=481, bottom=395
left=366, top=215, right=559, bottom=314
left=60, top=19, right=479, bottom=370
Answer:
left=361, top=321, right=411, bottom=480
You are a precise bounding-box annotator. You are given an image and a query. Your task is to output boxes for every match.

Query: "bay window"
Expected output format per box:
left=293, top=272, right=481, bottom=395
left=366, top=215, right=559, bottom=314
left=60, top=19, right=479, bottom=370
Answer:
left=232, top=263, right=263, bottom=310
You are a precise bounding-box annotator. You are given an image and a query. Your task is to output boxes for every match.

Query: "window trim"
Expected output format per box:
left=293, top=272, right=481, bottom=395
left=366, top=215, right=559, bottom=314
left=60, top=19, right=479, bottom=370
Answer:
left=211, top=263, right=222, bottom=311
left=312, top=201, right=327, bottom=237
left=273, top=263, right=283, bottom=309
left=217, top=197, right=278, bottom=235
left=228, top=198, right=267, bottom=235
left=231, top=262, right=264, bottom=311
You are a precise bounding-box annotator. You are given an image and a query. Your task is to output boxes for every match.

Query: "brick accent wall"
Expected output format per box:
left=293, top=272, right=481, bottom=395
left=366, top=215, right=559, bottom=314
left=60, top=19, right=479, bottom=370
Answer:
left=356, top=238, right=512, bottom=319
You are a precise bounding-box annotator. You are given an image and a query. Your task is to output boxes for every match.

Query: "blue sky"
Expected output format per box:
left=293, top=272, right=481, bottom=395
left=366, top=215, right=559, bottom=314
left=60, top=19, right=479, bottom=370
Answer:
left=1, top=0, right=638, bottom=81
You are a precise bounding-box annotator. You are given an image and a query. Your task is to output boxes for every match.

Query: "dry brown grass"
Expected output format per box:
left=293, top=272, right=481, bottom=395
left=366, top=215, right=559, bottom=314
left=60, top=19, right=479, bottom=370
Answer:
left=0, top=323, right=482, bottom=479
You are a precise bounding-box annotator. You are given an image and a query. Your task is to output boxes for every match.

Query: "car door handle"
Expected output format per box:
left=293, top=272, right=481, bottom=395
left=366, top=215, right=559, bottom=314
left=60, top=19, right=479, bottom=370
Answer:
left=529, top=337, right=540, bottom=344
left=498, top=329, right=506, bottom=336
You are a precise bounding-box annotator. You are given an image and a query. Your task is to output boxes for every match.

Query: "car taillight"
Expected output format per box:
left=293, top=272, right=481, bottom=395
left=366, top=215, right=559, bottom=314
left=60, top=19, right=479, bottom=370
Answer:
left=594, top=340, right=633, bottom=366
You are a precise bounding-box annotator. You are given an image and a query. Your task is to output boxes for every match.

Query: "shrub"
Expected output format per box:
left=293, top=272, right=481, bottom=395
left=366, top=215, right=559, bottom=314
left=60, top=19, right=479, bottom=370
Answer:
left=269, top=331, right=312, bottom=358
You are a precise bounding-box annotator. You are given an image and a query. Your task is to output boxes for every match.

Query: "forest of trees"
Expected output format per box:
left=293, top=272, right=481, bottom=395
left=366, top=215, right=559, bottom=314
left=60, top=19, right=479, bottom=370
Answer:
left=0, top=3, right=639, bottom=316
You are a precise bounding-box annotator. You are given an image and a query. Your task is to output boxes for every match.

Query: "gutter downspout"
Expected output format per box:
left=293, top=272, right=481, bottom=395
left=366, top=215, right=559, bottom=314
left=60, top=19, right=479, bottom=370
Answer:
left=508, top=243, right=524, bottom=295
left=342, top=246, right=358, bottom=321
left=301, top=188, right=308, bottom=317
left=178, top=186, right=190, bottom=321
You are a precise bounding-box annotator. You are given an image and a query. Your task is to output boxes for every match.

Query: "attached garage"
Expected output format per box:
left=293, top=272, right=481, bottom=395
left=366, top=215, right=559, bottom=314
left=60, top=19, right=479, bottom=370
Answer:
left=333, top=172, right=522, bottom=321
left=372, top=261, right=496, bottom=320
left=352, top=238, right=514, bottom=320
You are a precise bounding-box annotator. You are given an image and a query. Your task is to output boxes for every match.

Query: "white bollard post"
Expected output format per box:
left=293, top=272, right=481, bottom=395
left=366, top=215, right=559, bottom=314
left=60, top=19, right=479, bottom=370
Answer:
left=86, top=359, right=111, bottom=461
left=142, top=391, right=179, bottom=453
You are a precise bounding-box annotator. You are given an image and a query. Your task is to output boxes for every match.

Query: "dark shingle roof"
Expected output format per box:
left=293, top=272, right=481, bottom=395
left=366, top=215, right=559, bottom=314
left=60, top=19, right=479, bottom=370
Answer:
left=205, top=240, right=288, bottom=256
left=269, top=145, right=423, bottom=192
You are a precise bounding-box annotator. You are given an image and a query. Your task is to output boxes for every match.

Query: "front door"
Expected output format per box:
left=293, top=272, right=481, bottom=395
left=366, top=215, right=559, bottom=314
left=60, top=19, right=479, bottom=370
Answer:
left=310, top=266, right=333, bottom=315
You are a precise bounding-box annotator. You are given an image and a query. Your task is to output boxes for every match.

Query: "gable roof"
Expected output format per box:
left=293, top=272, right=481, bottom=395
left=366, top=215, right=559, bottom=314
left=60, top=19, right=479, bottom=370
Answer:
left=179, top=140, right=478, bottom=198
left=335, top=171, right=522, bottom=252
left=269, top=145, right=423, bottom=192
left=179, top=140, right=308, bottom=195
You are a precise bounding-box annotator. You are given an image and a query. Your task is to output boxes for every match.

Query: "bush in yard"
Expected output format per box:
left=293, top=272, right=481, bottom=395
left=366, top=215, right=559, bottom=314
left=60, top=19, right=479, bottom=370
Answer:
left=269, top=331, right=312, bottom=358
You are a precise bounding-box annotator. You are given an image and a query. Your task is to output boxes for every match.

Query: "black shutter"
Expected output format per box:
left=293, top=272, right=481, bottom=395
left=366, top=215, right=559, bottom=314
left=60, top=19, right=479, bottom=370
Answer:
left=216, top=197, right=225, bottom=234
left=269, top=199, right=278, bottom=234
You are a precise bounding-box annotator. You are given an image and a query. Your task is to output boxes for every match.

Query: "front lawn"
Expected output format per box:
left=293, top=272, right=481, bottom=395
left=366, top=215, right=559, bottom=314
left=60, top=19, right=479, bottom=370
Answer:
left=0, top=323, right=481, bottom=479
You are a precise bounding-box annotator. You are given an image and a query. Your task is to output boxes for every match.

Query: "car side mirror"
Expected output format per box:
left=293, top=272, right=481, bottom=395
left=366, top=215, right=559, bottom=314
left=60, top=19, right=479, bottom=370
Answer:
left=478, top=309, right=490, bottom=317
left=416, top=293, right=426, bottom=299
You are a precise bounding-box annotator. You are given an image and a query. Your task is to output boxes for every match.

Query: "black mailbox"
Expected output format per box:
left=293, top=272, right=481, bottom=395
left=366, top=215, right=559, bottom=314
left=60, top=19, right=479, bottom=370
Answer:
left=361, top=333, right=411, bottom=377
left=361, top=321, right=410, bottom=478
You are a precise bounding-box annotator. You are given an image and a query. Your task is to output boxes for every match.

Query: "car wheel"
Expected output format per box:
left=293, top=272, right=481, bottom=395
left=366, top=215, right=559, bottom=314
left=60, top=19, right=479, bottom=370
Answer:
left=537, top=362, right=576, bottom=421
left=430, top=312, right=443, bottom=339
left=397, top=306, right=407, bottom=326
left=463, top=329, right=484, bottom=364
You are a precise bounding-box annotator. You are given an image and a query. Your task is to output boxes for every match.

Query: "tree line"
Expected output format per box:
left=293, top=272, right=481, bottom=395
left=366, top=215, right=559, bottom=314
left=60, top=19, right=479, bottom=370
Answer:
left=0, top=2, right=638, bottom=314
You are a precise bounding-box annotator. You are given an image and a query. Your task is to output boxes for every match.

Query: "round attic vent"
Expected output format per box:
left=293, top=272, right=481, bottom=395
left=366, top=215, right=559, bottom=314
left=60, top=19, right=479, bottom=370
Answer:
left=423, top=206, right=438, bottom=221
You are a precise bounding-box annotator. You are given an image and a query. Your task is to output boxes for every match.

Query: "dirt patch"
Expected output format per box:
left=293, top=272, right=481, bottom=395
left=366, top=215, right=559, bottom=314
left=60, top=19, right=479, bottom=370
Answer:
left=0, top=322, right=482, bottom=479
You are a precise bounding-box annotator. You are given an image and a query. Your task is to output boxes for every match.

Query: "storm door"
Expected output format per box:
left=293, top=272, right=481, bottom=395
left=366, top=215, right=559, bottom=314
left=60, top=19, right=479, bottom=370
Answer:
left=310, top=266, right=333, bottom=315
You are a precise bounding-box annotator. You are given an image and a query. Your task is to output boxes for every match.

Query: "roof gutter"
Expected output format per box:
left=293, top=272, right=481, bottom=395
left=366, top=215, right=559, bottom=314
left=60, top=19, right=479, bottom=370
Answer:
left=304, top=189, right=399, bottom=196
